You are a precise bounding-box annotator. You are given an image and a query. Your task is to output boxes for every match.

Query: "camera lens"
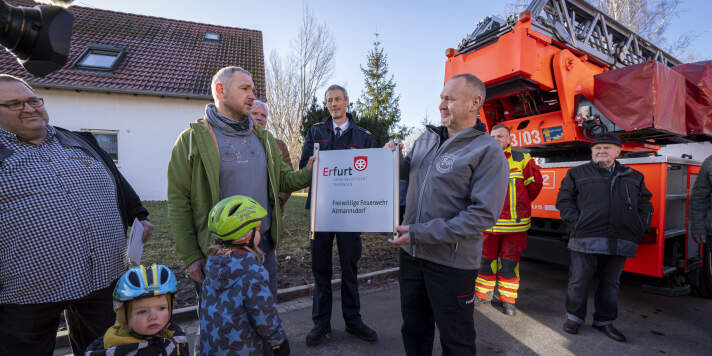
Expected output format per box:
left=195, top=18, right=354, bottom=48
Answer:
left=0, top=3, right=43, bottom=60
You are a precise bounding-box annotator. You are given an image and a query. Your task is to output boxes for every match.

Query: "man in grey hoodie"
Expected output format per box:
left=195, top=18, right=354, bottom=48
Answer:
left=387, top=73, right=508, bottom=355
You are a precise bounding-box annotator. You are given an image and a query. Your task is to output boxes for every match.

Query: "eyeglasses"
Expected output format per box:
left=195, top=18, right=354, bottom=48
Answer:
left=0, top=97, right=45, bottom=111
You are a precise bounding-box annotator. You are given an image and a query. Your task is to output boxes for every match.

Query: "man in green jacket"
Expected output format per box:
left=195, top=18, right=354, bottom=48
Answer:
left=167, top=66, right=314, bottom=298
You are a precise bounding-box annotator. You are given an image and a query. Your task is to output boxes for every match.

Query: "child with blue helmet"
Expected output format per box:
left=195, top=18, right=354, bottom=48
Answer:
left=200, top=195, right=290, bottom=356
left=85, top=264, right=189, bottom=356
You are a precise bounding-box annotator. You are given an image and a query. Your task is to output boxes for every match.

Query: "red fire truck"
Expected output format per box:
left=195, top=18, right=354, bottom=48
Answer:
left=444, top=0, right=712, bottom=296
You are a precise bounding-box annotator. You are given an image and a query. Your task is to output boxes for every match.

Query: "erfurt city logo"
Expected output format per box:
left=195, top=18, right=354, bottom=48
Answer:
left=322, top=155, right=369, bottom=176
left=323, top=166, right=354, bottom=176
left=354, top=156, right=368, bottom=171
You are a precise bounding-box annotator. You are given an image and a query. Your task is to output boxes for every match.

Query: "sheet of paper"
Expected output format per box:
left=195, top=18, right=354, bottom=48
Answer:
left=127, top=218, right=144, bottom=264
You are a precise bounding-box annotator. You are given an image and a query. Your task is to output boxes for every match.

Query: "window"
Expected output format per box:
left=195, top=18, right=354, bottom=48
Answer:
left=204, top=32, right=221, bottom=43
left=82, top=129, right=119, bottom=162
left=73, top=45, right=125, bottom=72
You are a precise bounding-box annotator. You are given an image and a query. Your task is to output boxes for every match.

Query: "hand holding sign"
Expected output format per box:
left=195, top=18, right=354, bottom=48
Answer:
left=384, top=139, right=403, bottom=152
left=389, top=225, right=410, bottom=245
left=306, top=155, right=316, bottom=171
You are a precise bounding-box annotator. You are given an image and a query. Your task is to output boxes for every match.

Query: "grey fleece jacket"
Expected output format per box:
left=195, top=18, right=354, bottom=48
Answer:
left=401, top=126, right=509, bottom=270
left=690, top=154, right=712, bottom=236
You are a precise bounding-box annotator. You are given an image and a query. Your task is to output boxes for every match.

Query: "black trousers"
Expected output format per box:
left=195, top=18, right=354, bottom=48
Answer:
left=0, top=282, right=116, bottom=356
left=565, top=251, right=627, bottom=325
left=311, top=231, right=362, bottom=327
left=399, top=249, right=477, bottom=356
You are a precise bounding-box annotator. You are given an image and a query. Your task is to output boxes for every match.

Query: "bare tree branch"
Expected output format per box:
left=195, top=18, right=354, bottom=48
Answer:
left=265, top=5, right=336, bottom=165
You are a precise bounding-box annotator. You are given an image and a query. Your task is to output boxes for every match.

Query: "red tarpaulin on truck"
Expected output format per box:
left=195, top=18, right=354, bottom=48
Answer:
left=672, top=61, right=712, bottom=136
left=594, top=60, right=686, bottom=135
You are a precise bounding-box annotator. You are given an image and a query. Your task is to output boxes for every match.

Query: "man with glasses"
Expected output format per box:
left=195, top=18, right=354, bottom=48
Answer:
left=0, top=74, right=153, bottom=355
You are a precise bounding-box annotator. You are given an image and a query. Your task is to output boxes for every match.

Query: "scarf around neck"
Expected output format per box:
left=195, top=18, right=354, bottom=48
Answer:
left=205, top=103, right=253, bottom=137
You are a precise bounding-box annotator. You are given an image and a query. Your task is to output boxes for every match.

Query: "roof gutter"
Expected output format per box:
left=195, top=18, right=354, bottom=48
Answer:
left=29, top=82, right=213, bottom=100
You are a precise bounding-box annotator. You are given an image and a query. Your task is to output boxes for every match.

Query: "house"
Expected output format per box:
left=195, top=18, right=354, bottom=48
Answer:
left=0, top=0, right=265, bottom=200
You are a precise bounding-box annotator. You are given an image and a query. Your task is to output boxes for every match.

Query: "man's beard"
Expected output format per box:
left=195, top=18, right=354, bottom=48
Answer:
left=441, top=115, right=455, bottom=130
left=225, top=103, right=249, bottom=121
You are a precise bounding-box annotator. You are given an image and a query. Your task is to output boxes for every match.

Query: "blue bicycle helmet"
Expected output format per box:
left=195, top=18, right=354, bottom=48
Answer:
left=114, top=264, right=177, bottom=301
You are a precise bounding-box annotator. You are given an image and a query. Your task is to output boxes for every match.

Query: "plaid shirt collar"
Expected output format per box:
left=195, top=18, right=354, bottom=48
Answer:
left=0, top=125, right=55, bottom=144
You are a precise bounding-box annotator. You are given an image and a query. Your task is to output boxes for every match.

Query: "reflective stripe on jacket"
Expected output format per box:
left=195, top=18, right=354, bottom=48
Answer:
left=487, top=147, right=543, bottom=233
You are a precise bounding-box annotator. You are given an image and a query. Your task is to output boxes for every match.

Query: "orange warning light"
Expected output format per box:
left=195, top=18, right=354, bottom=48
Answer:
left=519, top=10, right=532, bottom=23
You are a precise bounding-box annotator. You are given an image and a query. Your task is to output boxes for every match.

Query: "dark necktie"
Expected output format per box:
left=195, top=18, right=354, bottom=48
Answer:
left=335, top=127, right=342, bottom=138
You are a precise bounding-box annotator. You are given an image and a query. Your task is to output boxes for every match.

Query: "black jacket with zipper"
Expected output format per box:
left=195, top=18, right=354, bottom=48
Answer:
left=54, top=127, right=148, bottom=229
left=556, top=160, right=653, bottom=257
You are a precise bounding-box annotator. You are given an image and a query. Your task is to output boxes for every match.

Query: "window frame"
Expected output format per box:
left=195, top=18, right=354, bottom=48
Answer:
left=80, top=129, right=119, bottom=163
left=204, top=32, right=221, bottom=43
left=72, top=44, right=125, bottom=72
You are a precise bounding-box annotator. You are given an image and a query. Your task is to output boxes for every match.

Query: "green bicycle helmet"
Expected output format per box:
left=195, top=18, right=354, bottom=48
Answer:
left=208, top=195, right=267, bottom=244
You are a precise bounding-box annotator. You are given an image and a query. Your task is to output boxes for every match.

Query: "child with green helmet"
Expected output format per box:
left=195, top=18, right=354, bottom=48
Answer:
left=200, top=195, right=290, bottom=356
left=85, top=264, right=189, bottom=355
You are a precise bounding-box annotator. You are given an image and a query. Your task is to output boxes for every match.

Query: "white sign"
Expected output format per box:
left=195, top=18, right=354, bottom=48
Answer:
left=127, top=218, right=144, bottom=264
left=311, top=147, right=397, bottom=233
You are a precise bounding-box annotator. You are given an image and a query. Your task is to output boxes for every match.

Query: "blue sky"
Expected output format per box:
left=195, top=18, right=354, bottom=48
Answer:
left=77, top=0, right=711, bottom=129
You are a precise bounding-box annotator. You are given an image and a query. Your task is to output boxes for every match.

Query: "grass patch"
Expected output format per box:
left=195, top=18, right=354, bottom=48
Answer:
left=140, top=201, right=182, bottom=268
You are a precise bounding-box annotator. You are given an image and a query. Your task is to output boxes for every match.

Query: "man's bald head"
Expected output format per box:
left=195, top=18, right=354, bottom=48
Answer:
left=449, top=73, right=486, bottom=108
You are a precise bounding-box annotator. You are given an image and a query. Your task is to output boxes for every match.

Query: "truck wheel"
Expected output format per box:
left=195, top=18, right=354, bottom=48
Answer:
left=695, top=244, right=712, bottom=298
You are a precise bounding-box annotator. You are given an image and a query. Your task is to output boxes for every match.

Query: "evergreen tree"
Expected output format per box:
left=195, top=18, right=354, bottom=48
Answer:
left=356, top=34, right=410, bottom=141
left=301, top=96, right=330, bottom=138
left=353, top=114, right=390, bottom=148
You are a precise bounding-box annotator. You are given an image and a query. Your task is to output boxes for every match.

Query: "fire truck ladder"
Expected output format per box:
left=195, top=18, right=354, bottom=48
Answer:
left=458, top=0, right=681, bottom=69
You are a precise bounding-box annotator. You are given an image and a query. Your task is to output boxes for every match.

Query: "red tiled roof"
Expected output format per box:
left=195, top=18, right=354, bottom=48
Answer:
left=0, top=0, right=265, bottom=99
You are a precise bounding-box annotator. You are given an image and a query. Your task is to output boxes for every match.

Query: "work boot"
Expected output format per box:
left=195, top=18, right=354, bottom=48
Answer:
left=345, top=321, right=378, bottom=342
left=501, top=302, right=517, bottom=316
left=563, top=319, right=580, bottom=334
left=473, top=296, right=489, bottom=306
left=593, top=324, right=626, bottom=342
left=306, top=324, right=331, bottom=347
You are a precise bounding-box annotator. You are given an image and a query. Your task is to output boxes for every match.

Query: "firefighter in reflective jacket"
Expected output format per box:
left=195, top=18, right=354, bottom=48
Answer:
left=475, top=125, right=543, bottom=316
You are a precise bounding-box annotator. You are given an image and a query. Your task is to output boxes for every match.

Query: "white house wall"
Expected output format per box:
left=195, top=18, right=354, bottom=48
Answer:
left=38, top=88, right=209, bottom=201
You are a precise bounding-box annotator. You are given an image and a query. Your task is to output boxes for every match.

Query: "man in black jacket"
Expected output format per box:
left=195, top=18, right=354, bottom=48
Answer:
left=556, top=132, right=652, bottom=342
left=299, top=84, right=377, bottom=347
left=0, top=75, right=151, bottom=355
left=690, top=154, right=712, bottom=247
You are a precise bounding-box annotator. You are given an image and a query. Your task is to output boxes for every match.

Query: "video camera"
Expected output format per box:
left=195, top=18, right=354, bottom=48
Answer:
left=0, top=0, right=74, bottom=77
